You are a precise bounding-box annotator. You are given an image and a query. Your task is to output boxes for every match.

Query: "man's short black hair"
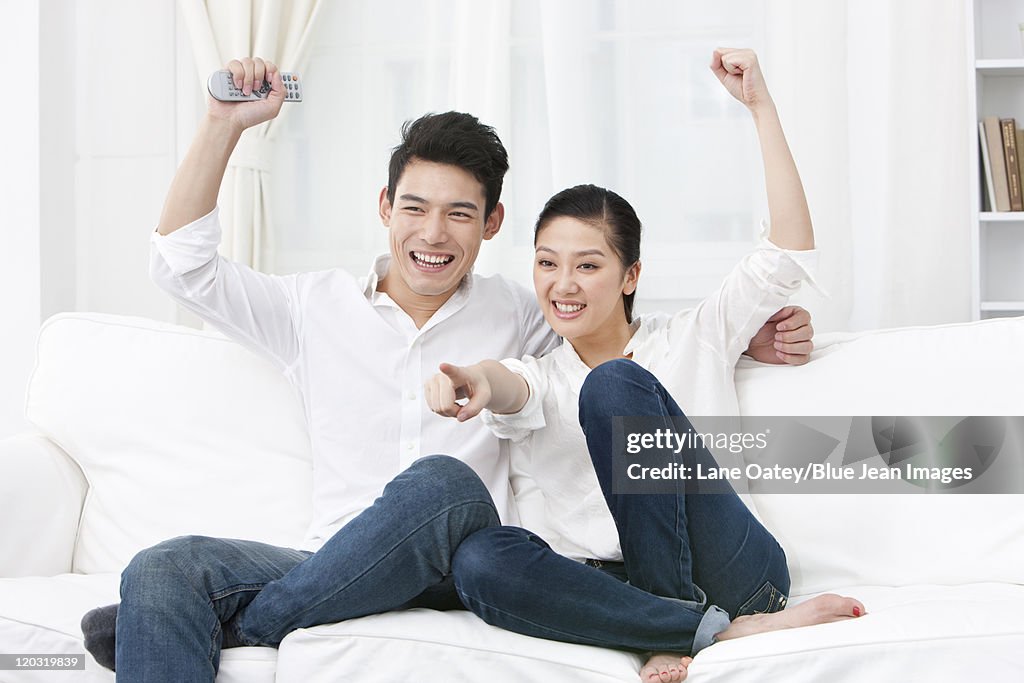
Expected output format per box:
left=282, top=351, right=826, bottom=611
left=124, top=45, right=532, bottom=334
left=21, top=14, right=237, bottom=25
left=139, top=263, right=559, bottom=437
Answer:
left=387, top=112, right=509, bottom=218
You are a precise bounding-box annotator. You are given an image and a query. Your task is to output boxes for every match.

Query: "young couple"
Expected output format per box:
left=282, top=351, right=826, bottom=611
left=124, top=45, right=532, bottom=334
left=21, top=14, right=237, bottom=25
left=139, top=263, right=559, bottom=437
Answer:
left=82, top=48, right=862, bottom=682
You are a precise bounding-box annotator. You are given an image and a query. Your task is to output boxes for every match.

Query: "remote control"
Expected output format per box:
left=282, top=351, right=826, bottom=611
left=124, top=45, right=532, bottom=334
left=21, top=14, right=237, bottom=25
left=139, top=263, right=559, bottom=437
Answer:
left=207, top=70, right=303, bottom=102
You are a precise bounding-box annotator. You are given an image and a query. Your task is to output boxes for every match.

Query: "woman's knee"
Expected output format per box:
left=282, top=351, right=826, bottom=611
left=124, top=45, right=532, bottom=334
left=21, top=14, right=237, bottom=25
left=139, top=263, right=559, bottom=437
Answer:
left=586, top=358, right=649, bottom=388
left=579, top=359, right=657, bottom=414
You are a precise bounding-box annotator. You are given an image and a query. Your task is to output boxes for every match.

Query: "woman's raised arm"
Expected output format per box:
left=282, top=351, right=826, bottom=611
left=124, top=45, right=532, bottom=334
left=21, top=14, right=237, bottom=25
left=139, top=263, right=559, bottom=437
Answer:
left=710, top=48, right=814, bottom=251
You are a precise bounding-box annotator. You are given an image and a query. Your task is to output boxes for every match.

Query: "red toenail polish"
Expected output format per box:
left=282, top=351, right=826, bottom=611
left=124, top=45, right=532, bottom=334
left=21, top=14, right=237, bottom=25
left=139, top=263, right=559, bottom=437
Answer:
left=853, top=606, right=861, bottom=616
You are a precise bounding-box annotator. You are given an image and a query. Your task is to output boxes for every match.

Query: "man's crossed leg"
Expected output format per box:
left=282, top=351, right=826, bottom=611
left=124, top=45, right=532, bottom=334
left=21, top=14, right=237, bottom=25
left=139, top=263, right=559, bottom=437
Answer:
left=83, top=455, right=497, bottom=680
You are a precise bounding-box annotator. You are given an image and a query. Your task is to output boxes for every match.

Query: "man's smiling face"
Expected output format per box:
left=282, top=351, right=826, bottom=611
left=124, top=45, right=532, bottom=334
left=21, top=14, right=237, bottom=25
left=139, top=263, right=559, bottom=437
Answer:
left=380, top=158, right=502, bottom=301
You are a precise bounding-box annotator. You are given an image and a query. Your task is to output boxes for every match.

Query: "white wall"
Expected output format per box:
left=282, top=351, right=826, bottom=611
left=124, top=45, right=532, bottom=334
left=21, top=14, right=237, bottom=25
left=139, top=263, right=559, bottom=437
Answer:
left=0, top=2, right=41, bottom=439
left=74, top=0, right=183, bottom=320
left=0, top=0, right=189, bottom=439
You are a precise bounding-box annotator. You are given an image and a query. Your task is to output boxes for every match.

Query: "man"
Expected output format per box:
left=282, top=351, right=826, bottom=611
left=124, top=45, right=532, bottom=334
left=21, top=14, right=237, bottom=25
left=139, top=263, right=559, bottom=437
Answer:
left=82, top=57, right=813, bottom=680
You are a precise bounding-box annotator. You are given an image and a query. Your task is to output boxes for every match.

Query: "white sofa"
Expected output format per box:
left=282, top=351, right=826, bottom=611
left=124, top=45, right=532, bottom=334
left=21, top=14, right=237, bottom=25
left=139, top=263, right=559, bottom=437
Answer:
left=2, top=312, right=1023, bottom=682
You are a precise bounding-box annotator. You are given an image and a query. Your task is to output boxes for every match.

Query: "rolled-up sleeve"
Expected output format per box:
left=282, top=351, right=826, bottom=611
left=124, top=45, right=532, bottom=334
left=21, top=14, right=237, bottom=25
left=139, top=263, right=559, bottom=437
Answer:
left=679, top=229, right=824, bottom=365
left=748, top=219, right=824, bottom=295
left=149, top=207, right=222, bottom=281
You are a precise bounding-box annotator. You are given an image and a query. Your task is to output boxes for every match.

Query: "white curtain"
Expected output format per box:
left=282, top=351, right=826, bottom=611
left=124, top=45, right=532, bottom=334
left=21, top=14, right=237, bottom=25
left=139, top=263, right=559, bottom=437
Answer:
left=263, top=0, right=972, bottom=332
left=271, top=1, right=768, bottom=304
left=177, top=0, right=325, bottom=270
left=764, top=0, right=971, bottom=331
left=444, top=0, right=512, bottom=277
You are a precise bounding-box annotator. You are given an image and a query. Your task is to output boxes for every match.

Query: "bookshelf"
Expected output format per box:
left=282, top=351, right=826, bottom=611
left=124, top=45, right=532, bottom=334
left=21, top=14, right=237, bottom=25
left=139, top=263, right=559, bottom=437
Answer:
left=969, top=0, right=1024, bottom=319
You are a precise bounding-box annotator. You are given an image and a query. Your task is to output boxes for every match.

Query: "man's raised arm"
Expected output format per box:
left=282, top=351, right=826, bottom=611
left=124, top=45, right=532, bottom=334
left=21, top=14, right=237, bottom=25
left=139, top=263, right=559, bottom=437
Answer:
left=150, top=57, right=300, bottom=371
left=156, top=57, right=285, bottom=236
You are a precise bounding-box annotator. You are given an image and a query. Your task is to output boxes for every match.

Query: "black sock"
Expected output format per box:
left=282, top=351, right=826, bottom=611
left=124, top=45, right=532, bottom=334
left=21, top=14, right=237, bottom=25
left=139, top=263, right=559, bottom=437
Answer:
left=81, top=603, right=119, bottom=671
left=81, top=600, right=247, bottom=669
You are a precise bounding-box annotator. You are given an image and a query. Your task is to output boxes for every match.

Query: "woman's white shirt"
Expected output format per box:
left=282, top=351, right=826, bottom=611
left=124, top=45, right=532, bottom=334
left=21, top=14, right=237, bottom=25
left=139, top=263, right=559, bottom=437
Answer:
left=481, top=238, right=820, bottom=563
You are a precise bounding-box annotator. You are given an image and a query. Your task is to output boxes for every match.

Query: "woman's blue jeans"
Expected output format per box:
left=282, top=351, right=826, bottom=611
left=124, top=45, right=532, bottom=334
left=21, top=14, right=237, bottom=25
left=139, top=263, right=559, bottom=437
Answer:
left=114, top=454, right=498, bottom=682
left=451, top=359, right=790, bottom=655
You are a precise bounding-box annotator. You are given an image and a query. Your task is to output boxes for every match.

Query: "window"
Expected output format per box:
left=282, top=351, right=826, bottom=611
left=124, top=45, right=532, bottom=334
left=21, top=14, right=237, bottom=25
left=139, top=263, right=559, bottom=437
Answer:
left=269, top=0, right=766, bottom=309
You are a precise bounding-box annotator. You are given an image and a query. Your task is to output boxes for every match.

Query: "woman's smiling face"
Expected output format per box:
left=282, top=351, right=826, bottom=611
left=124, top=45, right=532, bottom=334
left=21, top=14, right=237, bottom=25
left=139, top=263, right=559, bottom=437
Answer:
left=533, top=216, right=639, bottom=342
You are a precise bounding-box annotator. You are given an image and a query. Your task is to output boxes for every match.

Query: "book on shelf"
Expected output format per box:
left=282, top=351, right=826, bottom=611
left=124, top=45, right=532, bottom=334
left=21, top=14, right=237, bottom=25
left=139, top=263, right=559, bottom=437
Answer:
left=979, top=121, right=996, bottom=212
left=1017, top=128, right=1024, bottom=209
left=982, top=116, right=1011, bottom=211
left=1001, top=118, right=1023, bottom=211
left=979, top=116, right=1024, bottom=212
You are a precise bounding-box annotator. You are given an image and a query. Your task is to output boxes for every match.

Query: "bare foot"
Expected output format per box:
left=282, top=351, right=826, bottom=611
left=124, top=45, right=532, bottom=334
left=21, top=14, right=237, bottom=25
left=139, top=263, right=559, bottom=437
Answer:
left=639, top=653, right=693, bottom=682
left=714, top=593, right=866, bottom=642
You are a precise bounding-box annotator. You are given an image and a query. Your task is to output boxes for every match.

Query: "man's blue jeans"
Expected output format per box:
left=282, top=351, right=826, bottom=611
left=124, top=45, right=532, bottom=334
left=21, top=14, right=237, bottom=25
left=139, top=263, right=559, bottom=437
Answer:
left=452, top=359, right=790, bottom=655
left=114, top=455, right=497, bottom=681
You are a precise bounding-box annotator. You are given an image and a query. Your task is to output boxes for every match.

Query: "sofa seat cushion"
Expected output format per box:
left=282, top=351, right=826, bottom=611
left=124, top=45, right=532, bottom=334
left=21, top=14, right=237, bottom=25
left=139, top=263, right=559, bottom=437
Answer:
left=277, top=608, right=645, bottom=682
left=275, top=584, right=1024, bottom=682
left=688, top=583, right=1024, bottom=682
left=2, top=578, right=1021, bottom=682
left=0, top=573, right=277, bottom=683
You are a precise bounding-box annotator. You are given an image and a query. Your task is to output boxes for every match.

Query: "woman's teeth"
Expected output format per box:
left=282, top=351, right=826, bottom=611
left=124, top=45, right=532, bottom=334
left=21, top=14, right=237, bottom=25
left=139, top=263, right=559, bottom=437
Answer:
left=555, top=302, right=585, bottom=313
left=412, top=252, right=455, bottom=268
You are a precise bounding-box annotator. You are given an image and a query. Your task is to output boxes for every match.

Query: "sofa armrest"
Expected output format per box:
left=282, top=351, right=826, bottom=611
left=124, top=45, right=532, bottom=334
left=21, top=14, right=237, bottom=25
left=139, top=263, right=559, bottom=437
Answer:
left=0, top=433, right=87, bottom=577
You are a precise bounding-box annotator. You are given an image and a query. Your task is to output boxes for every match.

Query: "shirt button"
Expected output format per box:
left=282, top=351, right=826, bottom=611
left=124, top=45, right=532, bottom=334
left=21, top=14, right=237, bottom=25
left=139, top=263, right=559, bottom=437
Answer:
left=406, top=443, right=415, bottom=451
left=407, top=392, right=416, bottom=401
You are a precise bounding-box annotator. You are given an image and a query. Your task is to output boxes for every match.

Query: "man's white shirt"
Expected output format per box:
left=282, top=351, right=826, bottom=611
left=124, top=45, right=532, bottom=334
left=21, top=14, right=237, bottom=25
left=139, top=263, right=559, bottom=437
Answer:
left=150, top=207, right=557, bottom=552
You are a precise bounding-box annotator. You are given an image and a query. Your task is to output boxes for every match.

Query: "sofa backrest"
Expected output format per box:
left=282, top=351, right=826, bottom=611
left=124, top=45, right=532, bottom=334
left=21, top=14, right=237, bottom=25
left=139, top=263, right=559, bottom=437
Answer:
left=25, top=313, right=1024, bottom=596
left=734, top=317, right=1024, bottom=596
left=26, top=313, right=313, bottom=574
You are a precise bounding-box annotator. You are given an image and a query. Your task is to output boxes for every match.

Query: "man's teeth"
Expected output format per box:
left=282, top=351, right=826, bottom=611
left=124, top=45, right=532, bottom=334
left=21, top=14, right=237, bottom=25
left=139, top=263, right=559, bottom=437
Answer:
left=413, top=252, right=454, bottom=266
left=555, top=302, right=585, bottom=313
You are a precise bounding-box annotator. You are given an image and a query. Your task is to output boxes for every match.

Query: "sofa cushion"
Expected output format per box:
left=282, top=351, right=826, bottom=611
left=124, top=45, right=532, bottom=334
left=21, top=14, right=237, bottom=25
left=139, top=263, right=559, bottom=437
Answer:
left=276, top=608, right=644, bottom=682
left=25, top=313, right=313, bottom=574
left=4, top=578, right=1020, bottom=682
left=273, top=584, right=1024, bottom=682
left=0, top=573, right=119, bottom=681
left=733, top=317, right=1024, bottom=595
left=736, top=317, right=1024, bottom=415
left=0, top=434, right=87, bottom=577
left=686, top=583, right=1024, bottom=682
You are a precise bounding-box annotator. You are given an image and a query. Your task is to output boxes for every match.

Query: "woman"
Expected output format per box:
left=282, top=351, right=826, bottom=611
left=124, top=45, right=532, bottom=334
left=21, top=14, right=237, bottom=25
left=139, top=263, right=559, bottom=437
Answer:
left=425, top=48, right=864, bottom=683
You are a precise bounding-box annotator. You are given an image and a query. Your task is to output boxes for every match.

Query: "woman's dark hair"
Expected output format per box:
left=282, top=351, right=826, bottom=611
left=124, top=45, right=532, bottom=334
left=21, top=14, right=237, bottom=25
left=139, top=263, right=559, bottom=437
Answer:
left=534, top=184, right=642, bottom=323
left=387, top=111, right=509, bottom=218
